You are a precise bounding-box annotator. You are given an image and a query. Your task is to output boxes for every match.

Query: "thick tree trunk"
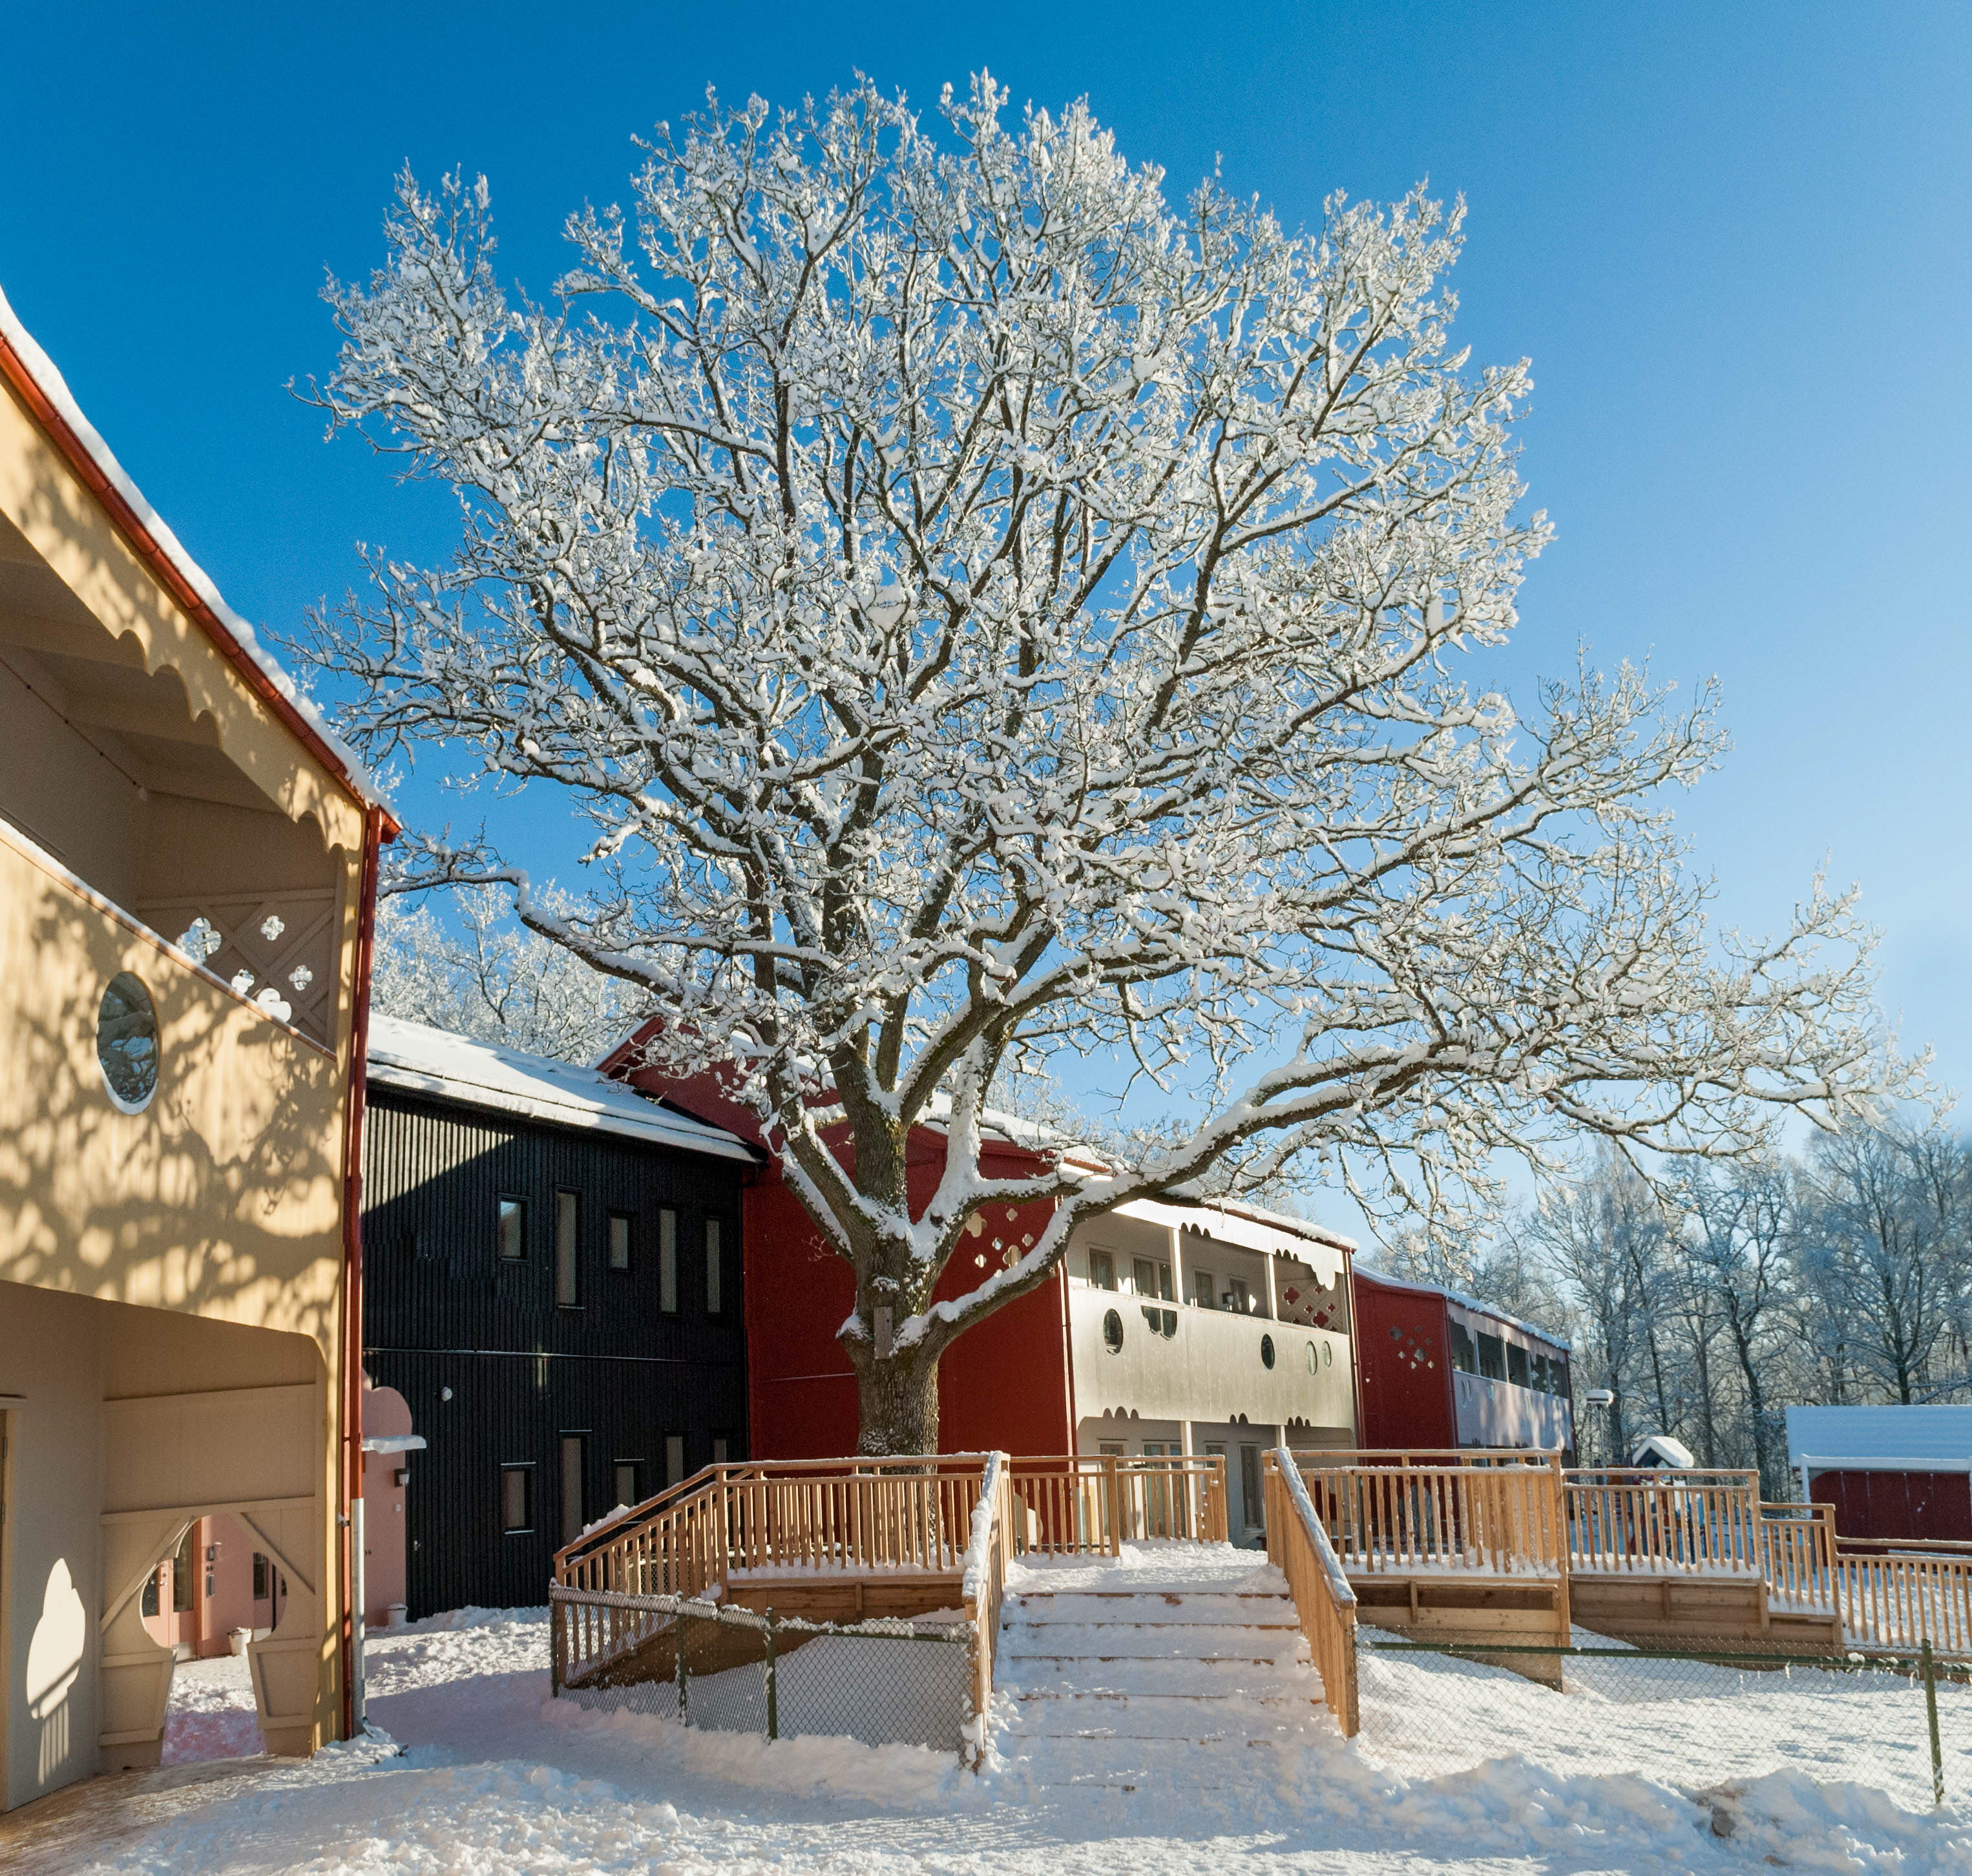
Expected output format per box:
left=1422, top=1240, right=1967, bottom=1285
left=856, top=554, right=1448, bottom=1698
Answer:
left=854, top=1349, right=941, bottom=1457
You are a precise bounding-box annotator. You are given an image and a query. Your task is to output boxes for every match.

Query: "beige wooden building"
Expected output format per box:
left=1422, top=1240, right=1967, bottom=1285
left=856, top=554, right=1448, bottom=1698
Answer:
left=0, top=288, right=392, bottom=1809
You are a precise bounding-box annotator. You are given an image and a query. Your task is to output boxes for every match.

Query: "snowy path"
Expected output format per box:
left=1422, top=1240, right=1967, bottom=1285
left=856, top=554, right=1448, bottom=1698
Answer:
left=5, top=1554, right=1970, bottom=1873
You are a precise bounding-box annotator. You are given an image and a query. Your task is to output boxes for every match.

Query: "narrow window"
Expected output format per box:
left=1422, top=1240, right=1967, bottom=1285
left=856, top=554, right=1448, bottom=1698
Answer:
left=1225, top=1276, right=1252, bottom=1314
left=498, top=1197, right=526, bottom=1262
left=1158, top=1262, right=1173, bottom=1302
left=501, top=1464, right=533, bottom=1534
left=608, top=1210, right=633, bottom=1272
left=1088, top=1249, right=1116, bottom=1291
left=1191, top=1269, right=1216, bottom=1309
left=1477, top=1332, right=1506, bottom=1381
left=556, top=1191, right=581, bottom=1307
left=561, top=1433, right=587, bottom=1543
left=712, top=1436, right=729, bottom=1466
left=665, top=1433, right=686, bottom=1488
left=1507, top=1342, right=1530, bottom=1389
left=172, top=1526, right=194, bottom=1612
left=253, top=1552, right=269, bottom=1600
left=1132, top=1257, right=1157, bottom=1297
left=613, top=1460, right=642, bottom=1510
left=705, top=1217, right=724, bottom=1316
left=659, top=1208, right=678, bottom=1313
left=1450, top=1322, right=1478, bottom=1374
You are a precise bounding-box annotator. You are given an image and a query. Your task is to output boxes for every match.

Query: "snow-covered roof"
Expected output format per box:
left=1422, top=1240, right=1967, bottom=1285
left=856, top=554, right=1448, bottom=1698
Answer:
left=367, top=1016, right=755, bottom=1161
left=0, top=283, right=386, bottom=814
left=1353, top=1264, right=1573, bottom=1353
left=1786, top=1405, right=1972, bottom=1474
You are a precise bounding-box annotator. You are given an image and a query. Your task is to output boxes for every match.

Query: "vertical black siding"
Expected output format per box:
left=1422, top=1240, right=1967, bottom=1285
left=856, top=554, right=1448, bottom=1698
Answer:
left=362, top=1087, right=748, bottom=1617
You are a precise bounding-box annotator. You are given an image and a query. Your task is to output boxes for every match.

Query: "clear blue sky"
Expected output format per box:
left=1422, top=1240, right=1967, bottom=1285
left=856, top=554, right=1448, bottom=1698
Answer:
left=6, top=3, right=1969, bottom=1101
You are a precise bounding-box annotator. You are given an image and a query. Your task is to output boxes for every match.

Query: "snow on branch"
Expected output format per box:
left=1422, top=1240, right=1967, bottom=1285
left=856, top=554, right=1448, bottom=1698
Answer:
left=304, top=74, right=1893, bottom=1387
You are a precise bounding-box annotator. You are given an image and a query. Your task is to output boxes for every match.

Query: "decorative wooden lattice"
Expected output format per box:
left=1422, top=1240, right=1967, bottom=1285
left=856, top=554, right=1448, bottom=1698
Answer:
left=138, top=890, right=339, bottom=1046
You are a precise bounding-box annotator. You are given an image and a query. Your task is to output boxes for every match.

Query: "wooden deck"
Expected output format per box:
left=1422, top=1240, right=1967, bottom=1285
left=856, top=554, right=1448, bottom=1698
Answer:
left=1286, top=1450, right=1920, bottom=1665
left=548, top=1451, right=1232, bottom=1756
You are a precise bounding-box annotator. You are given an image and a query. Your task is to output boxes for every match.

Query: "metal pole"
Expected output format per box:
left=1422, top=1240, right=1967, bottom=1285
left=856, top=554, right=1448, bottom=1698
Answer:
left=677, top=1610, right=690, bottom=1729
left=350, top=1495, right=367, bottom=1733
left=764, top=1607, right=778, bottom=1742
left=1922, top=1639, right=1944, bottom=1806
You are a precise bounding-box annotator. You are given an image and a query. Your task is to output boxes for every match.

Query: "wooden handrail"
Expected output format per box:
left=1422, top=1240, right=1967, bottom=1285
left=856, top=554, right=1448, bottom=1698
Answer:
left=1264, top=1449, right=1359, bottom=1735
left=960, top=1453, right=1015, bottom=1767
left=1006, top=1454, right=1229, bottom=1552
left=1289, top=1451, right=1566, bottom=1576
left=1564, top=1470, right=1764, bottom=1575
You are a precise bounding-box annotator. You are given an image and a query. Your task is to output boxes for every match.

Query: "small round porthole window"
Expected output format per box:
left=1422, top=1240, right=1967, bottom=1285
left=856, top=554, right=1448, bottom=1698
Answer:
left=1102, top=1309, right=1124, bottom=1353
left=1323, top=1340, right=1334, bottom=1367
left=98, top=971, right=160, bottom=1112
left=1260, top=1333, right=1276, bottom=1369
left=1305, top=1340, right=1317, bottom=1375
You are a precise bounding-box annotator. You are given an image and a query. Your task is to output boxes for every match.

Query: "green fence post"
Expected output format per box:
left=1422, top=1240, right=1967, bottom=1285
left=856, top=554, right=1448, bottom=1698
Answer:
left=677, top=1610, right=690, bottom=1729
left=764, top=1608, right=779, bottom=1742
left=1922, top=1639, right=1944, bottom=1806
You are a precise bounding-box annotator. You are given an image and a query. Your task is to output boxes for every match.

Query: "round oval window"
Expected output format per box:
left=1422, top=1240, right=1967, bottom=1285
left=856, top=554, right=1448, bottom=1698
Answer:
left=1306, top=1340, right=1317, bottom=1374
left=1260, top=1333, right=1275, bottom=1369
left=1323, top=1340, right=1334, bottom=1367
left=1102, top=1309, right=1124, bottom=1353
left=98, top=972, right=160, bottom=1112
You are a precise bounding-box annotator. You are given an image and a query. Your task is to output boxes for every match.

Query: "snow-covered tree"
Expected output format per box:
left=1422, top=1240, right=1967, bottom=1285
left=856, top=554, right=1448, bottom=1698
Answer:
left=306, top=78, right=1885, bottom=1452
left=372, top=887, right=642, bottom=1064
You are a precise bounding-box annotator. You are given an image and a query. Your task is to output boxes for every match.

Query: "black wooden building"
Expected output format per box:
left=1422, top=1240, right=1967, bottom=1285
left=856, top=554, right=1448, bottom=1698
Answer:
left=361, top=1015, right=755, bottom=1615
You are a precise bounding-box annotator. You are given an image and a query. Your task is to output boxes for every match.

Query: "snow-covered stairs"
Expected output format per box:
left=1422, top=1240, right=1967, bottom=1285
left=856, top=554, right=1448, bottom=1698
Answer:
left=990, top=1543, right=1330, bottom=1793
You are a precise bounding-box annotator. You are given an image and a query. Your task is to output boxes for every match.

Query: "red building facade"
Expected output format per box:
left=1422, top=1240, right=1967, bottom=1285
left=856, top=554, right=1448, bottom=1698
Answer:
left=597, top=1042, right=1078, bottom=1458
left=1353, top=1268, right=1575, bottom=1457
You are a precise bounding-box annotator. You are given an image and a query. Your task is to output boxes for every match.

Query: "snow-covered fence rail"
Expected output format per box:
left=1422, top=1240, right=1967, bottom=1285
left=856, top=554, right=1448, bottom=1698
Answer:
left=961, top=1453, right=1015, bottom=1765
left=1290, top=1449, right=1566, bottom=1576
left=1564, top=1470, right=1765, bottom=1576
left=1832, top=1543, right=1972, bottom=1657
left=1264, top=1448, right=1359, bottom=1735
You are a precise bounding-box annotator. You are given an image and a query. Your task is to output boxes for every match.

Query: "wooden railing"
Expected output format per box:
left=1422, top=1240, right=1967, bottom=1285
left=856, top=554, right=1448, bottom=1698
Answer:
left=1759, top=1501, right=1838, bottom=1611
left=1290, top=1448, right=1566, bottom=1576
left=552, top=1451, right=1229, bottom=1711
left=1829, top=1540, right=1972, bottom=1656
left=1007, top=1454, right=1228, bottom=1553
left=961, top=1453, right=1016, bottom=1762
left=1565, top=1469, right=1765, bottom=1575
left=1264, top=1449, right=1359, bottom=1735
left=555, top=1455, right=993, bottom=1599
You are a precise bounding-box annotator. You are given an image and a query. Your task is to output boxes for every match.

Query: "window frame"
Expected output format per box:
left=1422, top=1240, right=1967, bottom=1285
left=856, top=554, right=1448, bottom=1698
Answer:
left=704, top=1215, right=726, bottom=1317
left=613, top=1459, right=643, bottom=1510
left=496, top=1195, right=528, bottom=1263
left=554, top=1189, right=582, bottom=1309
left=500, top=1463, right=535, bottom=1535
left=658, top=1208, right=678, bottom=1314
left=607, top=1209, right=635, bottom=1274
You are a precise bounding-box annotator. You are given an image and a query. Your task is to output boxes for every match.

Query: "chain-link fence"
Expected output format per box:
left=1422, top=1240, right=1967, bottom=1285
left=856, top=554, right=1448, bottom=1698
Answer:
left=551, top=1586, right=972, bottom=1753
left=1356, top=1630, right=1971, bottom=1812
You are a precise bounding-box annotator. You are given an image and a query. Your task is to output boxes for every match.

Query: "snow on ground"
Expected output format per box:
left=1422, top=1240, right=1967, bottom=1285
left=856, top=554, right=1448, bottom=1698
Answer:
left=61, top=1546, right=1972, bottom=1874
left=158, top=1652, right=263, bottom=1765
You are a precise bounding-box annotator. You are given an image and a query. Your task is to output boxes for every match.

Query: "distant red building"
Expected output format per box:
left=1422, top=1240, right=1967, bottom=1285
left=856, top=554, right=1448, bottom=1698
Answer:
left=1352, top=1267, right=1575, bottom=1457
left=598, top=1027, right=1361, bottom=1537
left=1786, top=1406, right=1972, bottom=1544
